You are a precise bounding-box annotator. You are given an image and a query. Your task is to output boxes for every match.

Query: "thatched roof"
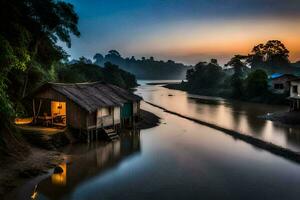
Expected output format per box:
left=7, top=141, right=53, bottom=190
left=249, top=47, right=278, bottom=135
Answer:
left=33, top=82, right=142, bottom=113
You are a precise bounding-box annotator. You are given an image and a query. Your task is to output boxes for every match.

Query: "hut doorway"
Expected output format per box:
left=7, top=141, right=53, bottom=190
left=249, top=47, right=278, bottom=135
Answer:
left=51, top=101, right=67, bottom=126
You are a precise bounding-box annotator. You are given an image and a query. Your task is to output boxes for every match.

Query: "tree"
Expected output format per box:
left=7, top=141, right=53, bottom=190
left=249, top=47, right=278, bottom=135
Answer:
left=93, top=53, right=104, bottom=65
left=245, top=69, right=268, bottom=97
left=226, top=56, right=247, bottom=98
left=247, top=40, right=290, bottom=72
left=103, top=62, right=126, bottom=88
left=0, top=0, right=80, bottom=156
left=0, top=0, right=80, bottom=125
left=186, top=59, right=224, bottom=91
left=107, top=50, right=121, bottom=58
left=78, top=56, right=92, bottom=64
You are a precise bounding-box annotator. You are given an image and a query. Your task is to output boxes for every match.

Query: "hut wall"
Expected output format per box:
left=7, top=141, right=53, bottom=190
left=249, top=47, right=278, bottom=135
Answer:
left=114, top=107, right=121, bottom=124
left=133, top=101, right=140, bottom=116
left=96, top=107, right=120, bottom=127
left=290, top=81, right=300, bottom=98
left=272, top=77, right=291, bottom=94
left=34, top=88, right=88, bottom=129
left=87, top=111, right=97, bottom=128
left=67, top=100, right=88, bottom=129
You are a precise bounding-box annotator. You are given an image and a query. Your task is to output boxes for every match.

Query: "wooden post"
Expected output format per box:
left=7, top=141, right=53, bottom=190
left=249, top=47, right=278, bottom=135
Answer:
left=33, top=99, right=36, bottom=124
left=87, top=130, right=90, bottom=143
left=96, top=129, right=98, bottom=141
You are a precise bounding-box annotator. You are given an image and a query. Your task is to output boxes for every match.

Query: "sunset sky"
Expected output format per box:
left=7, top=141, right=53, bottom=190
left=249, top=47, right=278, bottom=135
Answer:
left=64, top=0, right=300, bottom=65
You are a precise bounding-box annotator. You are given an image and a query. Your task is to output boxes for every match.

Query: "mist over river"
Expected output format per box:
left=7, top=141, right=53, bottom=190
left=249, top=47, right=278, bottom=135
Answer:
left=7, top=81, right=300, bottom=200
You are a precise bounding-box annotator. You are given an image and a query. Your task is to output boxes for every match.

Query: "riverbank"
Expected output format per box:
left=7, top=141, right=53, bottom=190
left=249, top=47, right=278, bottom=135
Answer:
left=164, top=83, right=288, bottom=105
left=0, top=147, right=64, bottom=198
left=144, top=101, right=300, bottom=165
left=0, top=109, right=160, bottom=198
left=137, top=109, right=161, bottom=129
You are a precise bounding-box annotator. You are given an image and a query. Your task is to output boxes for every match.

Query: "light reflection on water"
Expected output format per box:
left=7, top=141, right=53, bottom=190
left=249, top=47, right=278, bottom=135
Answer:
left=7, top=83, right=300, bottom=200
left=136, top=83, right=300, bottom=151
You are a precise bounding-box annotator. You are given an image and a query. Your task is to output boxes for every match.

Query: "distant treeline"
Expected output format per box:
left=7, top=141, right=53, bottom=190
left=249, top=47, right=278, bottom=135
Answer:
left=78, top=50, right=192, bottom=80
left=167, top=40, right=300, bottom=104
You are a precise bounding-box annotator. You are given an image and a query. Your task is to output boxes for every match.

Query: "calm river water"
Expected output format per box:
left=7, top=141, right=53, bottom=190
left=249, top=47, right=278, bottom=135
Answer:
left=137, top=80, right=300, bottom=152
left=7, top=81, right=300, bottom=200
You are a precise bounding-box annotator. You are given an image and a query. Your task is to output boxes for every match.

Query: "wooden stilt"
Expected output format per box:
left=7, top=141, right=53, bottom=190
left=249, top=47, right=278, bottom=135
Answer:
left=96, top=129, right=98, bottom=141
left=32, top=99, right=36, bottom=124
left=92, top=130, right=94, bottom=142
left=87, top=131, right=89, bottom=143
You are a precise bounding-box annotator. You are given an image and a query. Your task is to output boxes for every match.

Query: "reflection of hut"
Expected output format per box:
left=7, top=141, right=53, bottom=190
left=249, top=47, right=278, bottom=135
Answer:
left=36, top=129, right=141, bottom=199
left=30, top=82, right=142, bottom=134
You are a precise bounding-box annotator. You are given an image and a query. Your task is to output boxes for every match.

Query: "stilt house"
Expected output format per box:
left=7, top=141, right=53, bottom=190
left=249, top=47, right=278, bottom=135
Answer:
left=30, top=82, right=142, bottom=131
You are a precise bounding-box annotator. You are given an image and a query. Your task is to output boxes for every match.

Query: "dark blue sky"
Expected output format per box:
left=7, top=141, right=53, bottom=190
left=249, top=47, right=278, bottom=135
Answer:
left=63, top=0, right=300, bottom=64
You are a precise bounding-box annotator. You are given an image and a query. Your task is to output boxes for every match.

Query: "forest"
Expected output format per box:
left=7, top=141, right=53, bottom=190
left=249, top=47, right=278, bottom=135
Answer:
left=92, top=50, right=191, bottom=80
left=170, top=40, right=300, bottom=104
left=0, top=0, right=137, bottom=157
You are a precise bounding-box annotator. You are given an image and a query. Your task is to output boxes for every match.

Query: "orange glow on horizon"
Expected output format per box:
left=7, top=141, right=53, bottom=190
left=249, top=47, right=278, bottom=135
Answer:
left=128, top=18, right=300, bottom=63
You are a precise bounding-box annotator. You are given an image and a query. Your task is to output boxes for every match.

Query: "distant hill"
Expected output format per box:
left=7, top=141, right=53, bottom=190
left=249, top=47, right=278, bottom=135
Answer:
left=92, top=50, right=191, bottom=80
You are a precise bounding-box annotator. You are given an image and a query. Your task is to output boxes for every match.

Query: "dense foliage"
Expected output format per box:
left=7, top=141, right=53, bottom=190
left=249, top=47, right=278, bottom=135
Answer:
left=0, top=0, right=140, bottom=156
left=58, top=62, right=137, bottom=89
left=92, top=50, right=191, bottom=79
left=184, top=59, right=225, bottom=94
left=179, top=41, right=294, bottom=103
left=0, top=0, right=80, bottom=122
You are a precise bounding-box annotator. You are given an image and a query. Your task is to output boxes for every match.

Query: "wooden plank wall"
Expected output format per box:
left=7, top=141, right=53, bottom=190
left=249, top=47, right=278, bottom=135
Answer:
left=35, top=88, right=89, bottom=130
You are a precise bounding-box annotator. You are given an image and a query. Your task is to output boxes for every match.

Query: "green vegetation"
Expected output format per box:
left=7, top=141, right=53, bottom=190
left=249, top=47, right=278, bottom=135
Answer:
left=92, top=50, right=191, bottom=79
left=170, top=40, right=296, bottom=104
left=58, top=62, right=137, bottom=89
left=0, top=0, right=137, bottom=156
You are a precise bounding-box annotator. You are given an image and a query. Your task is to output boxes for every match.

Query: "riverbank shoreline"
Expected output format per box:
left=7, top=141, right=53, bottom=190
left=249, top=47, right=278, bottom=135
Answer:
left=144, top=100, right=300, bottom=165
left=0, top=148, right=64, bottom=198
left=163, top=83, right=289, bottom=105
left=0, top=109, right=160, bottom=198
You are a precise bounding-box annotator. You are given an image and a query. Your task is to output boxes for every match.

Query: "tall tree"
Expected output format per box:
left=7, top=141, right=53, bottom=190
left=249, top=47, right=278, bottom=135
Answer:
left=226, top=55, right=247, bottom=98
left=0, top=0, right=80, bottom=128
left=93, top=53, right=104, bottom=65
left=247, top=40, right=290, bottom=72
left=245, top=69, right=268, bottom=97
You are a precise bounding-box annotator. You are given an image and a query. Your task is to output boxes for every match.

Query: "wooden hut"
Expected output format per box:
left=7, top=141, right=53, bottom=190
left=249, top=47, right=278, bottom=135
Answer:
left=30, top=82, right=142, bottom=139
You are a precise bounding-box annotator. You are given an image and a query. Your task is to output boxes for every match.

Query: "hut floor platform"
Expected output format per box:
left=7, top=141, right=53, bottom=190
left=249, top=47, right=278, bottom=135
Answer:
left=17, top=125, right=67, bottom=135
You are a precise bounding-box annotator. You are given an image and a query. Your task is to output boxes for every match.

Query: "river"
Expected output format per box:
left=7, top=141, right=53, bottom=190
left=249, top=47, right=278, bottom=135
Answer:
left=137, top=80, right=300, bottom=152
left=6, top=81, right=300, bottom=200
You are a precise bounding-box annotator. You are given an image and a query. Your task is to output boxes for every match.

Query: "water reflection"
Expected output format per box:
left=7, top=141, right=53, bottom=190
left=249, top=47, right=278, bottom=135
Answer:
left=7, top=100, right=300, bottom=200
left=136, top=83, right=300, bottom=151
left=35, top=129, right=141, bottom=200
left=51, top=163, right=67, bottom=186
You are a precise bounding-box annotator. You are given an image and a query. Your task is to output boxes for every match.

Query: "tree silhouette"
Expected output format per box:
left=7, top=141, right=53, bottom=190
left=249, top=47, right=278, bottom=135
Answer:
left=93, top=53, right=104, bottom=65
left=226, top=55, right=247, bottom=98
left=247, top=40, right=290, bottom=72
